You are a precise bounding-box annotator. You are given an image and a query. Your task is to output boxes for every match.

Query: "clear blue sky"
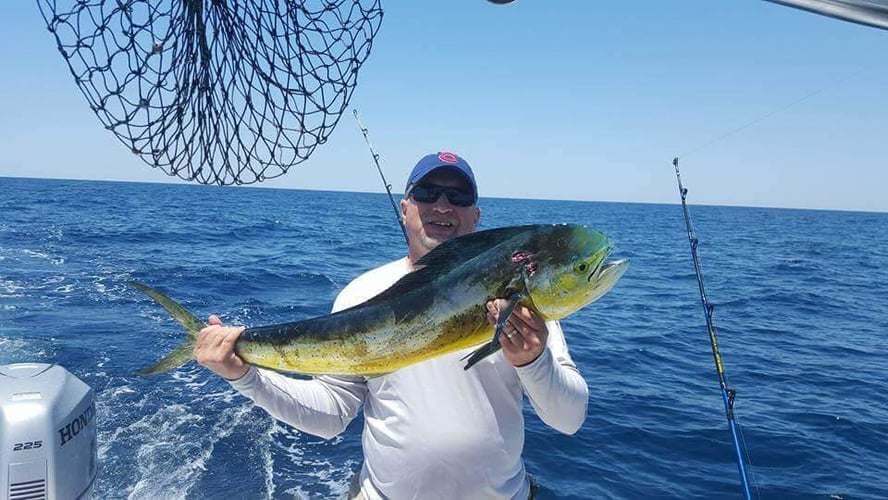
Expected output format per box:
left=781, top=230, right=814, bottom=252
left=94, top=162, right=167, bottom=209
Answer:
left=1, top=1, right=885, bottom=212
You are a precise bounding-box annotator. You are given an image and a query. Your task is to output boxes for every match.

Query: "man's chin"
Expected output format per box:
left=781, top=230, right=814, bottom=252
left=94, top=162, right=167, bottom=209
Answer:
left=419, top=233, right=447, bottom=251
left=423, top=223, right=456, bottom=238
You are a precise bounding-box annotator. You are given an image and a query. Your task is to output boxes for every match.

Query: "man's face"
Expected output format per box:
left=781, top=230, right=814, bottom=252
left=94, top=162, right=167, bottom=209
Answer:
left=401, top=169, right=481, bottom=262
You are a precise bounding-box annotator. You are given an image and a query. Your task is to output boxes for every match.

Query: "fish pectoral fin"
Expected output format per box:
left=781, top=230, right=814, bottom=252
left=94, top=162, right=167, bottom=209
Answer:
left=462, top=340, right=502, bottom=370
left=462, top=291, right=525, bottom=370
left=492, top=291, right=524, bottom=334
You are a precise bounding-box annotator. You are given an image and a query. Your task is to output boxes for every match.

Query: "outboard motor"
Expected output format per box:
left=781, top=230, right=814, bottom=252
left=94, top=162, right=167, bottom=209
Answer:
left=1, top=364, right=97, bottom=500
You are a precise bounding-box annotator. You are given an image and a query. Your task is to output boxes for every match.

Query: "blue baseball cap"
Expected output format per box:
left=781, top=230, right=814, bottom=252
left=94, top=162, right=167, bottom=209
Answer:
left=405, top=151, right=478, bottom=202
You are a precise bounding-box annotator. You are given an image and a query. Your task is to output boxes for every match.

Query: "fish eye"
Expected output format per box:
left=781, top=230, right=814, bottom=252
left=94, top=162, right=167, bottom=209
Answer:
left=576, top=262, right=588, bottom=273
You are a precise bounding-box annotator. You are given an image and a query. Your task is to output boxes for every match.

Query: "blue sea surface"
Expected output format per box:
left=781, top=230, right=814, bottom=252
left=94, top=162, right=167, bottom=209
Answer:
left=1, top=176, right=886, bottom=499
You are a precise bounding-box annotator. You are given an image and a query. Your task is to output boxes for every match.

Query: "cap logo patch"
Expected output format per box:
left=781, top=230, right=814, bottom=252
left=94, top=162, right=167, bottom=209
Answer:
left=438, top=151, right=458, bottom=163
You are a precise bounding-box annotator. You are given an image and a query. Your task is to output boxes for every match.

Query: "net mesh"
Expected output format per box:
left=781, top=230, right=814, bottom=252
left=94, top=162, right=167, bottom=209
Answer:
left=37, top=0, right=384, bottom=185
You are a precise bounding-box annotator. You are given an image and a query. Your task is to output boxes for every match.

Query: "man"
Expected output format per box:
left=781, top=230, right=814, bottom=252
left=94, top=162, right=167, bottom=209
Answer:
left=195, top=151, right=589, bottom=499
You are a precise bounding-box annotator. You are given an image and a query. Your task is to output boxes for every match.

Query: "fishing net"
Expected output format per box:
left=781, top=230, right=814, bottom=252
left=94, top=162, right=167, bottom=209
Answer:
left=37, top=0, right=384, bottom=185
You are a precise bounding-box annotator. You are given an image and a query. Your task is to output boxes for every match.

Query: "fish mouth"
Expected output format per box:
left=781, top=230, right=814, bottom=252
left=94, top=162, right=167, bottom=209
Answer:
left=588, top=258, right=630, bottom=283
left=587, top=244, right=620, bottom=283
left=581, top=256, right=630, bottom=305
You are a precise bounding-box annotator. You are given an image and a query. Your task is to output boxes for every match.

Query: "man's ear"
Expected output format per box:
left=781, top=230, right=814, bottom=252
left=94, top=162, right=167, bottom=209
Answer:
left=400, top=198, right=408, bottom=217
left=473, top=206, right=481, bottom=228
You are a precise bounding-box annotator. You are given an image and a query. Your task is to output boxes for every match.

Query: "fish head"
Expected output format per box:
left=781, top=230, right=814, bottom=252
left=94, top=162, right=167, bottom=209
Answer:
left=523, top=225, right=629, bottom=320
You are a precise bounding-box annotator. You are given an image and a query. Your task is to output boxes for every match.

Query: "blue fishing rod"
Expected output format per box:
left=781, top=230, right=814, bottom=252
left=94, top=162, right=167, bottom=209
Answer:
left=353, top=109, right=409, bottom=244
left=672, top=157, right=755, bottom=499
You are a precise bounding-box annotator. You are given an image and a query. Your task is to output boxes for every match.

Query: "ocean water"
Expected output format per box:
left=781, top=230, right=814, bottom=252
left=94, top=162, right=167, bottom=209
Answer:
left=1, top=176, right=886, bottom=499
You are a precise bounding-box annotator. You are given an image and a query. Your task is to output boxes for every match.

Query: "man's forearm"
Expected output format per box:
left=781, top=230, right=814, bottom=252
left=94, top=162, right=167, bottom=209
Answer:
left=230, top=367, right=367, bottom=439
left=516, top=346, right=589, bottom=434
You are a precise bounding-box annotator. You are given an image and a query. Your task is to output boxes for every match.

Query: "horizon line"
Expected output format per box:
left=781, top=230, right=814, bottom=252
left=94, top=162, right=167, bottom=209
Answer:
left=2, top=174, right=885, bottom=215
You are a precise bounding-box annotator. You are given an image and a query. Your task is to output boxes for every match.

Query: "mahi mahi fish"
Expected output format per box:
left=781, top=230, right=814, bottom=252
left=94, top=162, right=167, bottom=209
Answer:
left=132, top=224, right=629, bottom=376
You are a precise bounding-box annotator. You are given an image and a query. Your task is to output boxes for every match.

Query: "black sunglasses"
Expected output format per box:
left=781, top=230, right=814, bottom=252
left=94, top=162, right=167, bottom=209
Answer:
left=409, top=184, right=476, bottom=207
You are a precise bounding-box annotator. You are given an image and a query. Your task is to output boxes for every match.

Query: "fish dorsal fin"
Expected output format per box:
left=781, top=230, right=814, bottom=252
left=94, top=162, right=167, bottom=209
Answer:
left=359, top=225, right=538, bottom=308
left=357, top=266, right=440, bottom=308
left=415, top=225, right=538, bottom=271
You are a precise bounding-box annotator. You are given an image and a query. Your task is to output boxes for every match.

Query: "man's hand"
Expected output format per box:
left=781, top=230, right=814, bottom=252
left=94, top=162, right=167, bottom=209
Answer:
left=486, top=299, right=548, bottom=367
left=194, top=315, right=249, bottom=381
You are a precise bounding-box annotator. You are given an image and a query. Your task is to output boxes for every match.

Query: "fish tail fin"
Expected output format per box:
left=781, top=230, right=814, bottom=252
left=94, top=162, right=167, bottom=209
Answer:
left=135, top=338, right=196, bottom=375
left=129, top=281, right=206, bottom=375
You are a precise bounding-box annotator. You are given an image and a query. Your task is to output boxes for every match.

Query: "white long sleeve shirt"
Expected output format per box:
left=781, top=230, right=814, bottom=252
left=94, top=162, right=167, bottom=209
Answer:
left=230, top=257, right=589, bottom=499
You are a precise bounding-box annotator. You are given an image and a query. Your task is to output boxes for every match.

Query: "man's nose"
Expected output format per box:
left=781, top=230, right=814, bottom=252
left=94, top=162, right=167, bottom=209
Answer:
left=431, top=195, right=454, bottom=211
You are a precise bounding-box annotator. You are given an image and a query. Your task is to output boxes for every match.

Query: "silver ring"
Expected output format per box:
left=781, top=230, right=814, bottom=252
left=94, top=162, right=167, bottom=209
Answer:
left=505, top=331, right=516, bottom=339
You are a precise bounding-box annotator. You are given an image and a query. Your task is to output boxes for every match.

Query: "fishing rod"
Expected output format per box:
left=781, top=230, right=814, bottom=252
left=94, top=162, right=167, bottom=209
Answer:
left=672, top=157, right=755, bottom=500
left=353, top=109, right=408, bottom=244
